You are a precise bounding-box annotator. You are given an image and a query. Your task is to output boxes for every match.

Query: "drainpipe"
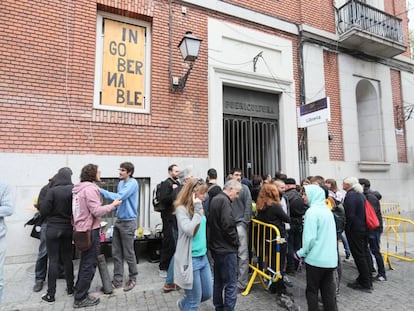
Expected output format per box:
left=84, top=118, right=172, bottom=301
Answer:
left=296, top=24, right=309, bottom=180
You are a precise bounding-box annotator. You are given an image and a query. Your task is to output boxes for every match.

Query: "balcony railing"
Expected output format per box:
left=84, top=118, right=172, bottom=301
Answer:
left=337, top=0, right=404, bottom=44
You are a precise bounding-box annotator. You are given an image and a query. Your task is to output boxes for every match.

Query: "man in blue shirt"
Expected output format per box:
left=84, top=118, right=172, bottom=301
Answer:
left=100, top=162, right=139, bottom=292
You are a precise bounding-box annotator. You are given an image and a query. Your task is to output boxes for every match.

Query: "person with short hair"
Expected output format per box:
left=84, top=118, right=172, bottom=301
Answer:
left=359, top=178, right=386, bottom=282
left=228, top=168, right=252, bottom=291
left=100, top=162, right=139, bottom=292
left=342, top=177, right=372, bottom=293
left=158, top=164, right=180, bottom=278
left=72, top=164, right=121, bottom=308
left=208, top=179, right=241, bottom=311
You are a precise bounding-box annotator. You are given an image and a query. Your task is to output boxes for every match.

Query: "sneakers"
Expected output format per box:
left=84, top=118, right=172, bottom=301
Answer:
left=41, top=293, right=55, bottom=304
left=346, top=281, right=372, bottom=293
left=284, top=275, right=293, bottom=287
left=112, top=281, right=122, bottom=289
left=33, top=281, right=43, bottom=292
left=159, top=269, right=167, bottom=278
left=73, top=295, right=100, bottom=308
left=176, top=299, right=183, bottom=311
left=375, top=275, right=387, bottom=281
left=124, top=280, right=136, bottom=292
left=163, top=283, right=181, bottom=293
left=66, top=287, right=74, bottom=296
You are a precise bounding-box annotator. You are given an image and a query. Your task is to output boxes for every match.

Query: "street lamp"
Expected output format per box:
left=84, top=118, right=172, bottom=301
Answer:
left=171, top=31, right=202, bottom=92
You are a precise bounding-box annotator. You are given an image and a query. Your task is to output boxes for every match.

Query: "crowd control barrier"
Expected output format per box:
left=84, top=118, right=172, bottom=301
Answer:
left=241, top=218, right=285, bottom=296
left=381, top=215, right=414, bottom=270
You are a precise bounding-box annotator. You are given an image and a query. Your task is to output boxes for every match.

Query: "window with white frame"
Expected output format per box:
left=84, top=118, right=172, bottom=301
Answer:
left=93, top=12, right=151, bottom=113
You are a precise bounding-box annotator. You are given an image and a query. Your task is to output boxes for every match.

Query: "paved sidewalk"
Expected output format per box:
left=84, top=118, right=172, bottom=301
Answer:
left=3, top=251, right=414, bottom=310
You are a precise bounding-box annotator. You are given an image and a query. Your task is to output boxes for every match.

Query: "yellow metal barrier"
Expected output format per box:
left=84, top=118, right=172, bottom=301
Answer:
left=241, top=218, right=285, bottom=296
left=381, top=215, right=414, bottom=270
left=381, top=203, right=401, bottom=238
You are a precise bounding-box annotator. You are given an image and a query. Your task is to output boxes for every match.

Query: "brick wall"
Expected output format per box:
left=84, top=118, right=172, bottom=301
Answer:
left=222, top=0, right=336, bottom=33
left=384, top=0, right=411, bottom=58
left=0, top=0, right=210, bottom=157
left=323, top=50, right=344, bottom=161
left=390, top=69, right=408, bottom=163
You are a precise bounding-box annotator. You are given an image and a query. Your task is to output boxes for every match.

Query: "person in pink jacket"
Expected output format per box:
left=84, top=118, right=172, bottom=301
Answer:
left=72, top=164, right=121, bottom=308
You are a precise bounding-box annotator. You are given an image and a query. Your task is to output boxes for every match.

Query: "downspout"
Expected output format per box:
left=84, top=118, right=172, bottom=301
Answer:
left=296, top=23, right=309, bottom=180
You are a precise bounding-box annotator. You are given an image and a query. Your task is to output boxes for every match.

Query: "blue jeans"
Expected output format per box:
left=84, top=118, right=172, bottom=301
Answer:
left=35, top=223, right=48, bottom=282
left=180, top=255, right=212, bottom=311
left=341, top=232, right=351, bottom=257
left=212, top=252, right=237, bottom=311
left=112, top=220, right=138, bottom=284
left=369, top=231, right=386, bottom=278
left=74, top=229, right=100, bottom=302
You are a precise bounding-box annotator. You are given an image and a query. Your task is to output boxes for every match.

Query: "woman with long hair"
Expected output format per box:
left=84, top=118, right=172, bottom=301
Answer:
left=174, top=178, right=212, bottom=310
left=255, top=183, right=291, bottom=299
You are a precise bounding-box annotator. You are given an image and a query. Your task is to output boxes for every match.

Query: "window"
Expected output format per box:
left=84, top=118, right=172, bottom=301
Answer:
left=98, top=177, right=150, bottom=228
left=93, top=12, right=151, bottom=113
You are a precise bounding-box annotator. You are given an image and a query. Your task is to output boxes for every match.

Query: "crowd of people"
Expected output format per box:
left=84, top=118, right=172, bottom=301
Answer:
left=20, top=162, right=386, bottom=310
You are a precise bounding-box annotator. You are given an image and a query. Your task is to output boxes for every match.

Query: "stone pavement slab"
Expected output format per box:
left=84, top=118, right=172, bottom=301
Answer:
left=3, top=253, right=414, bottom=310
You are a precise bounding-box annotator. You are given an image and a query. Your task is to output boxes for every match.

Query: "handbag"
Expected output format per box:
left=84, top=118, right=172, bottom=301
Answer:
left=73, top=230, right=92, bottom=252
left=365, top=200, right=379, bottom=230
left=24, top=212, right=43, bottom=239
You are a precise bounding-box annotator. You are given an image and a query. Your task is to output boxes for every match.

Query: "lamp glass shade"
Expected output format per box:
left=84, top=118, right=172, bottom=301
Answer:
left=178, top=32, right=202, bottom=62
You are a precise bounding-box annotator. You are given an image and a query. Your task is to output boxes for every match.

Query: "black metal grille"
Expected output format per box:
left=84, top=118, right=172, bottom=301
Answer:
left=223, top=115, right=280, bottom=180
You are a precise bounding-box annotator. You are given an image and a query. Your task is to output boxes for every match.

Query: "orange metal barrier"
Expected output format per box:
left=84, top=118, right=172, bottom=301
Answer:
left=381, top=215, right=414, bottom=270
left=241, top=218, right=285, bottom=296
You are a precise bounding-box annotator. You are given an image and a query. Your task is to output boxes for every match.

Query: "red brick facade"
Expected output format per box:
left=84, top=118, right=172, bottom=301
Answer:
left=0, top=0, right=409, bottom=162
left=324, top=50, right=344, bottom=161
left=390, top=69, right=408, bottom=163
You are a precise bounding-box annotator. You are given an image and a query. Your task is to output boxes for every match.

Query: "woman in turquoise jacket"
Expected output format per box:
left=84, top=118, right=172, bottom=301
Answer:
left=296, top=185, right=338, bottom=311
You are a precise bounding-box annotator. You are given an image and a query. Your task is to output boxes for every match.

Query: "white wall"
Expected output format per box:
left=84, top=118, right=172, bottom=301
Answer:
left=303, top=50, right=414, bottom=213
left=1, top=153, right=208, bottom=261
left=208, top=18, right=299, bottom=180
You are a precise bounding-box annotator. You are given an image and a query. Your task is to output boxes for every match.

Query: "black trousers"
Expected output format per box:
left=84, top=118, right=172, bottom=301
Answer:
left=305, top=263, right=337, bottom=311
left=346, top=230, right=372, bottom=288
left=45, top=226, right=74, bottom=297
left=159, top=211, right=176, bottom=271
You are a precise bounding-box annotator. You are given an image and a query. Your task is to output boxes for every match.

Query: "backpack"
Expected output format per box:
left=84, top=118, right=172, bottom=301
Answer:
left=332, top=202, right=345, bottom=236
left=152, top=181, right=164, bottom=212
left=365, top=199, right=379, bottom=230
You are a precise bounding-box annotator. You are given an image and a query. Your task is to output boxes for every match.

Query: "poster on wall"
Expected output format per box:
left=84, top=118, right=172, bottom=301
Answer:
left=101, top=19, right=146, bottom=110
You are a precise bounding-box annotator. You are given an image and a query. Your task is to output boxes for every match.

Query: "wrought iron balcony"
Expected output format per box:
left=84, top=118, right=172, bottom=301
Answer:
left=337, top=0, right=406, bottom=58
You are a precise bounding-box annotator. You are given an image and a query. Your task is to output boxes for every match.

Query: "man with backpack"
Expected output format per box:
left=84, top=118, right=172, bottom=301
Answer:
left=359, top=178, right=386, bottom=282
left=158, top=164, right=180, bottom=278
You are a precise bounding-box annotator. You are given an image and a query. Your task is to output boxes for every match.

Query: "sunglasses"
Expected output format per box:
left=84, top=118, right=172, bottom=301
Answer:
left=192, top=178, right=204, bottom=191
